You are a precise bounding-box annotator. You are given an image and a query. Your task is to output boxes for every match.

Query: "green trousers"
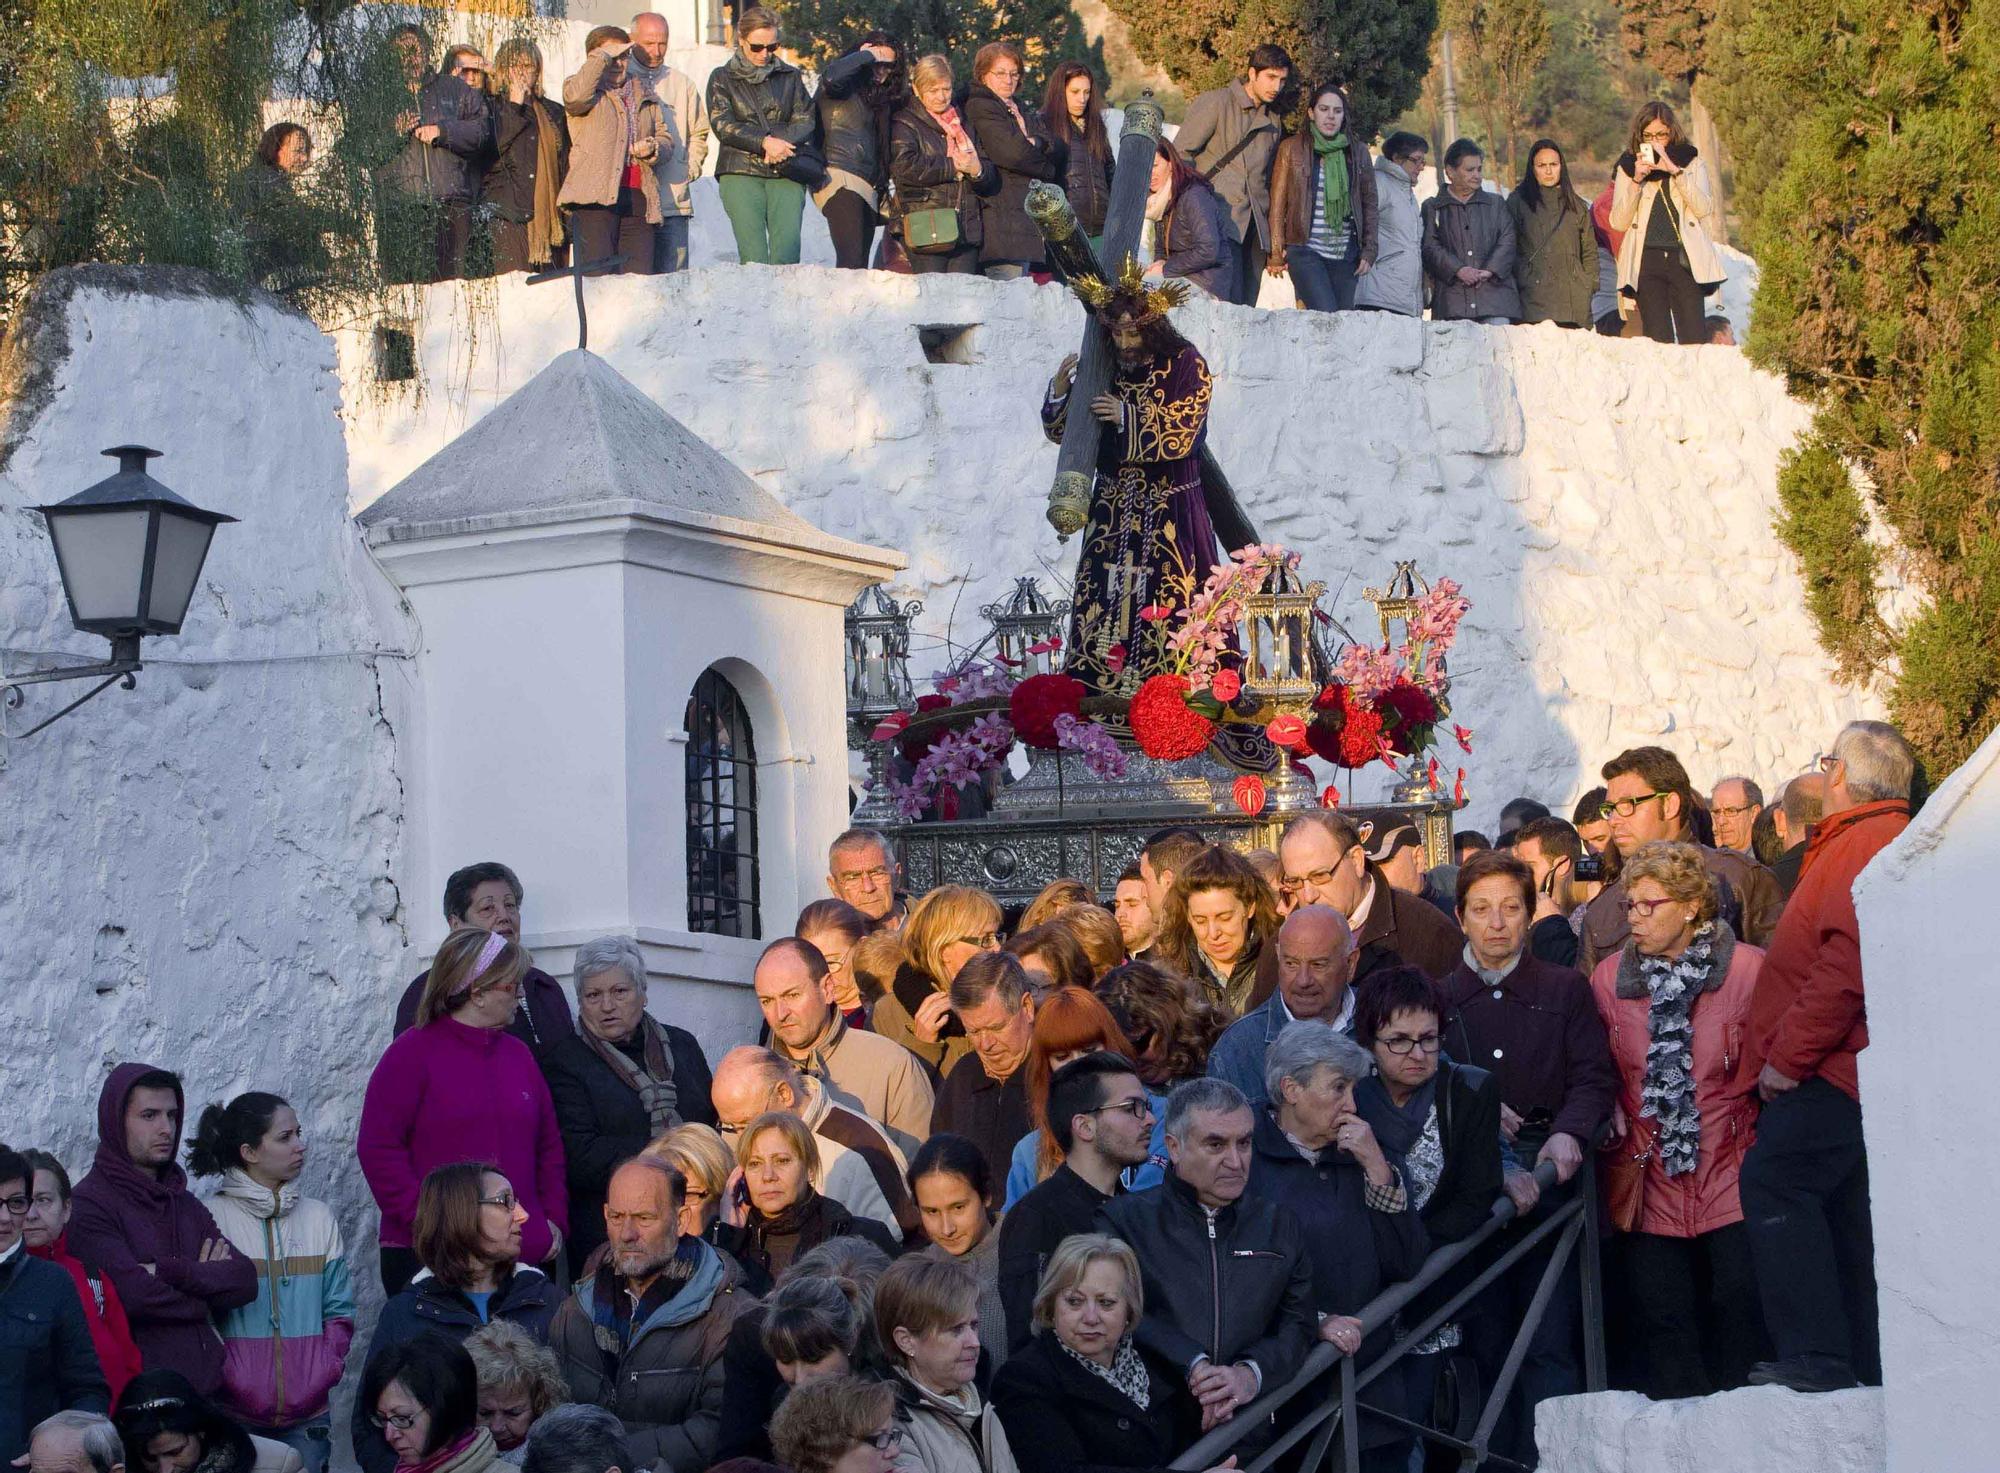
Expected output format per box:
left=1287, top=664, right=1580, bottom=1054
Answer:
left=718, top=174, right=806, bottom=264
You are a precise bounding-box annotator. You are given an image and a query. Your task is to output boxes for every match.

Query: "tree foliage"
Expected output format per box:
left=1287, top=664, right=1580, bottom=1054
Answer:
left=777, top=0, right=1101, bottom=89
left=1617, top=0, right=1709, bottom=81
left=1097, top=0, right=1438, bottom=134
left=0, top=1, right=558, bottom=334
left=1714, top=0, right=2000, bottom=774
left=1441, top=0, right=1552, bottom=173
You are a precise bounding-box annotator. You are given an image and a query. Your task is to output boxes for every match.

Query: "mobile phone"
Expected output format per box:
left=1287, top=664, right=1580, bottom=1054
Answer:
left=1638, top=143, right=1658, bottom=167
left=1575, top=852, right=1604, bottom=883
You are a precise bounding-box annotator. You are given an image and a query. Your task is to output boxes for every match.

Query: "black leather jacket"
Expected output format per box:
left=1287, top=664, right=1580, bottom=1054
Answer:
left=1057, top=125, right=1115, bottom=236
left=888, top=105, right=999, bottom=244
left=1095, top=1170, right=1317, bottom=1387
left=482, top=93, right=570, bottom=223
left=706, top=57, right=815, bottom=178
left=817, top=47, right=889, bottom=186
left=377, top=71, right=491, bottom=204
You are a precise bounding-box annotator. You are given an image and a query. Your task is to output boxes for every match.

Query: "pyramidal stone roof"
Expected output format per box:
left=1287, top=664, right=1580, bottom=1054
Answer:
left=358, top=349, right=835, bottom=547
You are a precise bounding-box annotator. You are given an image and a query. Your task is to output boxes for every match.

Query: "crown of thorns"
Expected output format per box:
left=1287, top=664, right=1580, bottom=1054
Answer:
left=1071, top=254, right=1190, bottom=324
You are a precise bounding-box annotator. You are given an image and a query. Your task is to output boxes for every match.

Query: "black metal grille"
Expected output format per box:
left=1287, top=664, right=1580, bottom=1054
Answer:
left=685, top=668, right=760, bottom=938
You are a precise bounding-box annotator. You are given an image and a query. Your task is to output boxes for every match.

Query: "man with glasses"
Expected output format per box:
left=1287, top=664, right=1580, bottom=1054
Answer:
left=1206, top=906, right=1358, bottom=1104
left=394, top=861, right=574, bottom=1054
left=930, top=954, right=1039, bottom=1209
left=1254, top=812, right=1463, bottom=1011
left=0, top=1147, right=108, bottom=1468
left=547, top=1158, right=751, bottom=1472
left=1740, top=721, right=1915, bottom=1394
left=825, top=828, right=907, bottom=930
left=709, top=1047, right=914, bottom=1240
left=753, top=936, right=933, bottom=1156
left=1709, top=775, right=1765, bottom=855
left=1577, top=746, right=1783, bottom=971
left=1435, top=851, right=1616, bottom=1465
left=997, top=1052, right=1159, bottom=1349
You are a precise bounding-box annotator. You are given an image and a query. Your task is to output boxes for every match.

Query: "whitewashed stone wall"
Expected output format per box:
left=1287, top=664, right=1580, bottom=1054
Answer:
left=1853, top=724, right=2000, bottom=1472
left=338, top=266, right=1873, bottom=830
left=1538, top=1386, right=1885, bottom=1473
left=0, top=268, right=412, bottom=1412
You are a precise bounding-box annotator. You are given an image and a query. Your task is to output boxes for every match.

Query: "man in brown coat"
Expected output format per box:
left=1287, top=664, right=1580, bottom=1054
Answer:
left=1246, top=812, right=1464, bottom=1010
left=1577, top=745, right=1784, bottom=972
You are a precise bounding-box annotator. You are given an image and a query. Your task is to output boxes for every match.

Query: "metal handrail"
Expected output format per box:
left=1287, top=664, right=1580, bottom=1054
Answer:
left=1170, top=1149, right=1602, bottom=1473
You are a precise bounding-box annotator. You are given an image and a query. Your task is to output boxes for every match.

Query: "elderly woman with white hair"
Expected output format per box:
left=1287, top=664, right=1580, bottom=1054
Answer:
left=1245, top=1020, right=1428, bottom=1473
left=540, top=936, right=715, bottom=1274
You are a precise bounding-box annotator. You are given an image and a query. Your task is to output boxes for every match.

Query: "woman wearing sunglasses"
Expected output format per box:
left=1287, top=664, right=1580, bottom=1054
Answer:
left=1588, top=840, right=1767, bottom=1400
left=706, top=5, right=817, bottom=264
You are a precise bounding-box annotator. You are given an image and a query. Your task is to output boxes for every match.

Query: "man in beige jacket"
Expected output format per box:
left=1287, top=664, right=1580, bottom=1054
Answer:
left=628, top=11, right=710, bottom=271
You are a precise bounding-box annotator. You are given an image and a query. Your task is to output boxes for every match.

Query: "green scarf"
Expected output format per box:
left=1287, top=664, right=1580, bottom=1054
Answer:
left=1310, top=125, right=1352, bottom=236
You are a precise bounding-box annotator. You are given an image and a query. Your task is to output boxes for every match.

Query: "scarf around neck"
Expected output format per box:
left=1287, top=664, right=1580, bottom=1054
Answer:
left=581, top=1013, right=681, bottom=1134
left=1310, top=126, right=1352, bottom=235
left=728, top=50, right=779, bottom=84
left=1359, top=1071, right=1437, bottom=1160
left=1061, top=1335, right=1151, bottom=1409
left=589, top=1236, right=705, bottom=1363
left=529, top=98, right=565, bottom=264
left=1633, top=922, right=1724, bottom=1177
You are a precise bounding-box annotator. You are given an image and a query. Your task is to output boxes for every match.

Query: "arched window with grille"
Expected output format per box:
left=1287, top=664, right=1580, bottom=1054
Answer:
left=685, top=667, right=761, bottom=938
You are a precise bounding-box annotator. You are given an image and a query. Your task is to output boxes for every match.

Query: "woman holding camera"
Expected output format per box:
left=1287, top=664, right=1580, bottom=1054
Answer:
left=1610, top=102, right=1726, bottom=344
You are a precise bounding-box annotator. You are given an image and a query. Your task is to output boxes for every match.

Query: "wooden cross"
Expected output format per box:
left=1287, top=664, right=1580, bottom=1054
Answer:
left=526, top=252, right=628, bottom=353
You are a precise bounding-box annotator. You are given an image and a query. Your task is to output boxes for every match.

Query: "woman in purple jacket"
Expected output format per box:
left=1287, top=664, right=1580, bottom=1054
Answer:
left=359, top=930, right=568, bottom=1297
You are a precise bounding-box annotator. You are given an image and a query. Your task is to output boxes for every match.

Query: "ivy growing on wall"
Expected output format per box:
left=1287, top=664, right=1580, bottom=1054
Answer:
left=1706, top=0, right=1998, bottom=775
left=0, top=0, right=559, bottom=341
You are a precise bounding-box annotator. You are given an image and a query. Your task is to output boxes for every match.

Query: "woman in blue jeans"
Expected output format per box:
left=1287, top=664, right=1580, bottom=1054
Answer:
left=1266, top=82, right=1379, bottom=311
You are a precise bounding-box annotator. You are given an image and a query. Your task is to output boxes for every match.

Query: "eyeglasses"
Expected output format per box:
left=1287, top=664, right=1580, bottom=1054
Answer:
left=1087, top=1096, right=1152, bottom=1121
left=1376, top=1033, right=1441, bottom=1056
left=954, top=932, right=1000, bottom=950
left=478, top=1191, right=518, bottom=1211
left=1711, top=803, right=1758, bottom=819
left=1818, top=754, right=1843, bottom=774
left=860, top=1427, right=905, bottom=1452
left=370, top=1412, right=420, bottom=1432
left=1599, top=792, right=1667, bottom=820
left=1279, top=865, right=1341, bottom=894
left=1622, top=897, right=1678, bottom=918
left=745, top=42, right=779, bottom=54
left=0, top=1195, right=29, bottom=1217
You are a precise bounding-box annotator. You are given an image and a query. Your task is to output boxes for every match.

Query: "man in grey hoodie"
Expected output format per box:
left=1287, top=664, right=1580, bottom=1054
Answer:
left=626, top=12, right=711, bottom=271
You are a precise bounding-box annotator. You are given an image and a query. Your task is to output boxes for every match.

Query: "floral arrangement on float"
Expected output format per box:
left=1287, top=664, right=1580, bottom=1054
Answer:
left=868, top=550, right=1474, bottom=820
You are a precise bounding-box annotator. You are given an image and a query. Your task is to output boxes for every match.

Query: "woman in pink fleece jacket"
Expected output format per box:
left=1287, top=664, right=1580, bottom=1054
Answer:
left=359, top=929, right=568, bottom=1297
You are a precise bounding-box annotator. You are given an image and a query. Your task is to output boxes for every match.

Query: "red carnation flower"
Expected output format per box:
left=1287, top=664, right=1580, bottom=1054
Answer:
left=1129, top=673, right=1217, bottom=761
left=1336, top=703, right=1385, bottom=769
left=1008, top=672, right=1087, bottom=750
left=1232, top=774, right=1268, bottom=816
left=1210, top=669, right=1243, bottom=702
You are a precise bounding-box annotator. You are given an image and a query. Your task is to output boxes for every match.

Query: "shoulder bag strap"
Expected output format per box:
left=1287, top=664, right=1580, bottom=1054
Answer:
left=1199, top=121, right=1268, bottom=183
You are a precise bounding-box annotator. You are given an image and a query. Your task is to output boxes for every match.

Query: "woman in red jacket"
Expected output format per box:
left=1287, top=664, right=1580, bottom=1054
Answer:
left=1589, top=841, right=1768, bottom=1399
left=21, top=1149, right=144, bottom=1400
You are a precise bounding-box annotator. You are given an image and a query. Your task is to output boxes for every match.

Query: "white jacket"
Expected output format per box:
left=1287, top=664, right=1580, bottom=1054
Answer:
left=626, top=58, right=710, bottom=217
left=1353, top=155, right=1423, bottom=316
left=1610, top=151, right=1726, bottom=317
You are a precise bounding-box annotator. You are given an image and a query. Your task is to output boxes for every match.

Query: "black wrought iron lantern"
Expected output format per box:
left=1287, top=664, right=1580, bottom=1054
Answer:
left=6, top=446, right=235, bottom=738
left=36, top=445, right=236, bottom=645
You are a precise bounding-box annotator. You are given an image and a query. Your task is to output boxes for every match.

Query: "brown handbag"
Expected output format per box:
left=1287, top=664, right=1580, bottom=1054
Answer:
left=1603, top=1121, right=1654, bottom=1233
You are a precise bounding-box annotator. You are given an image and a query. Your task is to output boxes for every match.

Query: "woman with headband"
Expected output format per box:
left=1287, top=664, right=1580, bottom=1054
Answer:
left=359, top=929, right=569, bottom=1297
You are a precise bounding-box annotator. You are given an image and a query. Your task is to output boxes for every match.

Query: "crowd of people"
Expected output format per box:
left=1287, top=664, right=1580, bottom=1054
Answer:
left=238, top=21, right=1728, bottom=343
left=4, top=718, right=1913, bottom=1473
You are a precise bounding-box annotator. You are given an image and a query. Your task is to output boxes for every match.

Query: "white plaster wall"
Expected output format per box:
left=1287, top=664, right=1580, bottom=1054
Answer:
left=337, top=267, right=1872, bottom=831
left=1853, top=725, right=2000, bottom=1472
left=0, top=271, right=411, bottom=1395
left=1538, top=1386, right=1885, bottom=1473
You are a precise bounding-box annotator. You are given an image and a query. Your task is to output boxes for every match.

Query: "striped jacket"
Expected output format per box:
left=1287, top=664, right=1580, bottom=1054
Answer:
left=203, top=1171, right=356, bottom=1427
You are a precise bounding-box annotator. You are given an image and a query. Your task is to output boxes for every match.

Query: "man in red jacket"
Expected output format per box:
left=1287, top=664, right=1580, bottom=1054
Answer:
left=1741, top=720, right=1915, bottom=1394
